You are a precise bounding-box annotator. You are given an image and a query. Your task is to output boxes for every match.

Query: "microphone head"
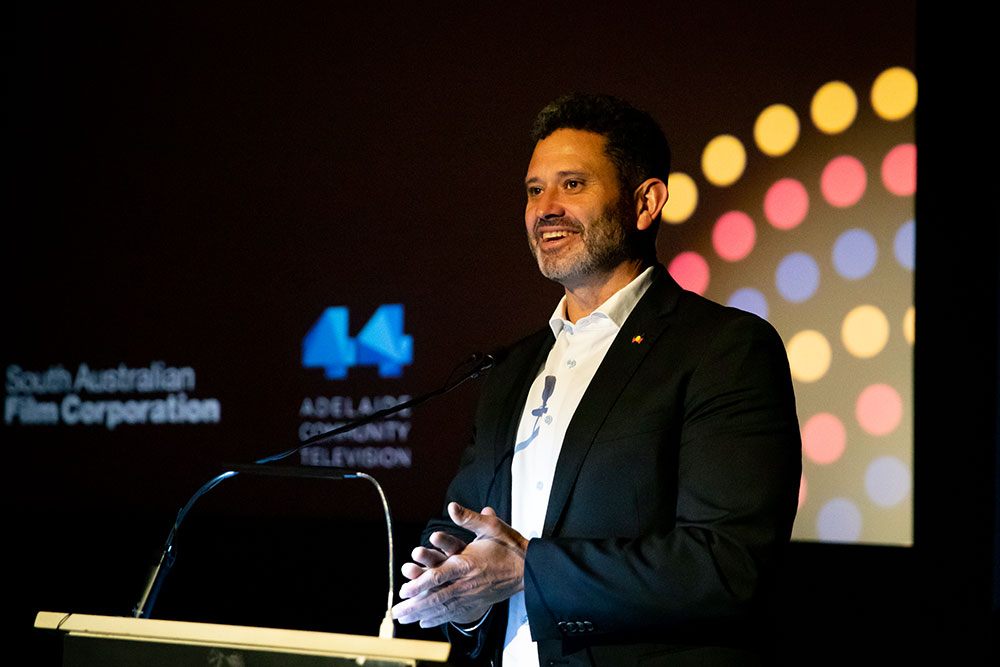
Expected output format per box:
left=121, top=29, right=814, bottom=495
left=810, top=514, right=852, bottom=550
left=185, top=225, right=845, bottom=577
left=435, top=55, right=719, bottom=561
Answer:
left=470, top=345, right=511, bottom=377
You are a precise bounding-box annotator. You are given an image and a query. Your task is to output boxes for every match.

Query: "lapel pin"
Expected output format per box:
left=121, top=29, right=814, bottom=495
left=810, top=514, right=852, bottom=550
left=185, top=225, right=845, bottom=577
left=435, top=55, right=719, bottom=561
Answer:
left=631, top=335, right=643, bottom=344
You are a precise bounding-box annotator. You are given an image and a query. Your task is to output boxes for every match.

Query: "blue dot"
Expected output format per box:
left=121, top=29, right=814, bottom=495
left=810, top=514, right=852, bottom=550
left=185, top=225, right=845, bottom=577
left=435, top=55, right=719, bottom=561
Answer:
left=894, top=220, right=915, bottom=270
left=832, top=229, right=878, bottom=279
left=776, top=252, right=820, bottom=302
left=727, top=288, right=768, bottom=319
left=865, top=456, right=911, bottom=507
left=817, top=497, right=862, bottom=543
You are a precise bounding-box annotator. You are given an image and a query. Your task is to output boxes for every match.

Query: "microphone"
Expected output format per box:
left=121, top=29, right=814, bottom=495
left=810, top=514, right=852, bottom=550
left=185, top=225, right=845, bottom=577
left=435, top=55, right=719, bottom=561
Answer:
left=466, top=348, right=503, bottom=377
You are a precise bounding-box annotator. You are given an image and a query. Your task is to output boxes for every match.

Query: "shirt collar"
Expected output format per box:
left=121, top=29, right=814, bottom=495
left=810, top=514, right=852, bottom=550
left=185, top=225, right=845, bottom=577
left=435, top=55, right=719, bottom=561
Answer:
left=548, top=265, right=656, bottom=337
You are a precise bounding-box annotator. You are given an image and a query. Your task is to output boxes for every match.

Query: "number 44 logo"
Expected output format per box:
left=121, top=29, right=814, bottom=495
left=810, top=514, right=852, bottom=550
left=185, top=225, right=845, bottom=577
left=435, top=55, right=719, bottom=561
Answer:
left=302, top=304, right=413, bottom=379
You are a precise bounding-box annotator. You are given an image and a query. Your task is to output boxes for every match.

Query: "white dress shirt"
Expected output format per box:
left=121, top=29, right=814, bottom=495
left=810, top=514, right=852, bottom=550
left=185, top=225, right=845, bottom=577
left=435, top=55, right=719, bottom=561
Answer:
left=503, top=266, right=655, bottom=666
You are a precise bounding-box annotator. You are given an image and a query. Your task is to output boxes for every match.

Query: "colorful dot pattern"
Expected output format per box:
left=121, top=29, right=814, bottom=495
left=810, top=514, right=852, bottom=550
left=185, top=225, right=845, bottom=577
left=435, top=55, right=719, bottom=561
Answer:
left=664, top=67, right=916, bottom=545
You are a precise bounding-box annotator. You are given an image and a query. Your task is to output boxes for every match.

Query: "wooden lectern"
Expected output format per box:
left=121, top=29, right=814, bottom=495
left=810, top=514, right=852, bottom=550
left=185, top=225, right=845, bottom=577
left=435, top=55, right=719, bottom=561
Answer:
left=35, top=611, right=450, bottom=666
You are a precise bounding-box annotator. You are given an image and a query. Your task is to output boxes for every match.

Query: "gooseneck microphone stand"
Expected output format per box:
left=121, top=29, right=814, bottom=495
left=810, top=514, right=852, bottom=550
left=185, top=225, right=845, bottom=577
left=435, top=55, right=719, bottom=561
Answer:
left=132, top=351, right=498, bottom=636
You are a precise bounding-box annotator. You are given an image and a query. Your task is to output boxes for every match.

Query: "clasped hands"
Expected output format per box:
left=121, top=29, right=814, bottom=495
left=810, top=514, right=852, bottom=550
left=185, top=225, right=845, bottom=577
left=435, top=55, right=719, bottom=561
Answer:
left=391, top=502, right=529, bottom=628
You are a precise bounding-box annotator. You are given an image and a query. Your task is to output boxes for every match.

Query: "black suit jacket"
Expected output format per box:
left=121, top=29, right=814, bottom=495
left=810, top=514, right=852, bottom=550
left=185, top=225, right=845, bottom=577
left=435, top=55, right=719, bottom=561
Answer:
left=426, top=267, right=801, bottom=666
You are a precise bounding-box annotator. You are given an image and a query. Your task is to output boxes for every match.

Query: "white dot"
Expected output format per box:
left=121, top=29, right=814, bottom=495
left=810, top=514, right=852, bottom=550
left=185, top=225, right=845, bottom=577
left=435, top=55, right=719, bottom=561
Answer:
left=865, top=456, right=911, bottom=507
left=817, top=498, right=862, bottom=542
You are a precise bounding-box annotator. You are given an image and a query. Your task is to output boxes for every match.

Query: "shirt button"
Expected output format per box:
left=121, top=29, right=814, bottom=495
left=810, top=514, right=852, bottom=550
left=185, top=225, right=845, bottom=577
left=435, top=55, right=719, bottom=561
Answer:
left=566, top=359, right=577, bottom=368
left=522, top=615, right=528, bottom=624
left=536, top=481, right=544, bottom=491
left=544, top=415, right=553, bottom=425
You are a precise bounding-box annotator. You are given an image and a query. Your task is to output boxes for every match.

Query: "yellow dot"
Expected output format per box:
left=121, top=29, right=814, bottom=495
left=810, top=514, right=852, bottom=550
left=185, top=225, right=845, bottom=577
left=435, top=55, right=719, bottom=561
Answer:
left=872, top=66, right=917, bottom=121
left=842, top=305, right=890, bottom=358
left=662, top=172, right=698, bottom=224
left=811, top=81, right=858, bottom=134
left=903, top=306, right=915, bottom=344
left=701, top=134, right=746, bottom=187
left=754, top=104, right=800, bottom=156
left=786, top=330, right=831, bottom=383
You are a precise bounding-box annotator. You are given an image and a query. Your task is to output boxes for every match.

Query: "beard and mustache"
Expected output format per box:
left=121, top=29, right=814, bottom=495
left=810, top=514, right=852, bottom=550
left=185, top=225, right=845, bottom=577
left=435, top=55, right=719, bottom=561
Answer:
left=526, top=195, right=641, bottom=285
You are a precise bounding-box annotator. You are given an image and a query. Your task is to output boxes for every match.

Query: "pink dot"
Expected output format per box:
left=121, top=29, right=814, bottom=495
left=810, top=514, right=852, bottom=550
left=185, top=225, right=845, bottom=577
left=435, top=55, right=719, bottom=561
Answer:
left=668, top=251, right=710, bottom=295
left=802, top=413, right=847, bottom=464
left=856, top=384, right=903, bottom=435
left=798, top=473, right=807, bottom=510
left=712, top=211, right=756, bottom=261
left=821, top=155, right=867, bottom=207
left=882, top=143, right=916, bottom=196
left=764, top=178, right=809, bottom=229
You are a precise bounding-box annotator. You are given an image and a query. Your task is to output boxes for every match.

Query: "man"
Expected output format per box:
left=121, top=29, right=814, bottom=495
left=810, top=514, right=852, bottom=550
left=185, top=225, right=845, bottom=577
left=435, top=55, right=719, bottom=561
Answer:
left=392, top=93, right=801, bottom=665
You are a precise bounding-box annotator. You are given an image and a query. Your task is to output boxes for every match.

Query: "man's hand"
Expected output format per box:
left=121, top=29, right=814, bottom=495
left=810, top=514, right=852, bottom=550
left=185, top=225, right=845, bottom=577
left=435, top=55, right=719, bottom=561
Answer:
left=391, top=502, right=529, bottom=628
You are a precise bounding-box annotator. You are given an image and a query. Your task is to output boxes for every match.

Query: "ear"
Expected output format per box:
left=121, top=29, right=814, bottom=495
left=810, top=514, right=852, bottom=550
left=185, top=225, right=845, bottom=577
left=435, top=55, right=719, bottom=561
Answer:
left=633, top=178, right=669, bottom=231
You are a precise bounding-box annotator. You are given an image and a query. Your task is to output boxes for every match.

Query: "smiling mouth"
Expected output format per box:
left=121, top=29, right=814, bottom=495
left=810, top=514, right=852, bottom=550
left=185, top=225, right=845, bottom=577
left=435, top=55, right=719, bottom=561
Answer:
left=541, top=230, right=574, bottom=241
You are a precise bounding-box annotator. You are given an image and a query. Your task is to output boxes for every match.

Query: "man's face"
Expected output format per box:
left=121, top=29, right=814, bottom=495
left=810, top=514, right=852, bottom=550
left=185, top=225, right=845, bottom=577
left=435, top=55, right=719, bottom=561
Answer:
left=524, top=129, right=634, bottom=286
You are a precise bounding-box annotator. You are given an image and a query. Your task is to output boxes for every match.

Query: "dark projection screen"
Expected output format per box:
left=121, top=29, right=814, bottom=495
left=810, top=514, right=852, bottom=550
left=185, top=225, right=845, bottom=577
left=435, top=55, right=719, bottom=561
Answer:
left=7, top=1, right=915, bottom=531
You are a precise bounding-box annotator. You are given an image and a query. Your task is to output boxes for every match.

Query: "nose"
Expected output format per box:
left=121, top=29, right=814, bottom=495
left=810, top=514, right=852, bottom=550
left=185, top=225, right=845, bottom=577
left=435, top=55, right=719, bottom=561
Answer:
left=531, top=188, right=565, bottom=222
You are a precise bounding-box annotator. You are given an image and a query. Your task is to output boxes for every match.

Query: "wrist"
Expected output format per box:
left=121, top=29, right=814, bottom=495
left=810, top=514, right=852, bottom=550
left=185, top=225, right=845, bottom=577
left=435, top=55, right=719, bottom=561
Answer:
left=450, top=606, right=492, bottom=635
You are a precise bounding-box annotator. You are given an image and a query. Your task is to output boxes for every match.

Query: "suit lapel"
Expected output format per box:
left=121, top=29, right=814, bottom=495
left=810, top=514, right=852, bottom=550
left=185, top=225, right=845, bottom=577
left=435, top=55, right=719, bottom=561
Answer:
left=541, top=266, right=682, bottom=537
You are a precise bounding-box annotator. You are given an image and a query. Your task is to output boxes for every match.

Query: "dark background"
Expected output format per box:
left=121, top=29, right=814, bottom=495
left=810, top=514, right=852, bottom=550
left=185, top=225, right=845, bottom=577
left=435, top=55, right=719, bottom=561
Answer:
left=7, top=1, right=996, bottom=663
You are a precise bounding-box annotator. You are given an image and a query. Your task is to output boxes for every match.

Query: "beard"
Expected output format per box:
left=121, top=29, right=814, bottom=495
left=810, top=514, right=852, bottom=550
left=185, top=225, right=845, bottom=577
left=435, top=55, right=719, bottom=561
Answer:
left=527, top=197, right=635, bottom=285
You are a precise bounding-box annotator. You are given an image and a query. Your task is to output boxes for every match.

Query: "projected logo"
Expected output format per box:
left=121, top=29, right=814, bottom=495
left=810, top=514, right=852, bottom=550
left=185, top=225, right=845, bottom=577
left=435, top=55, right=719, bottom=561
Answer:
left=4, top=361, right=221, bottom=430
left=302, top=304, right=413, bottom=379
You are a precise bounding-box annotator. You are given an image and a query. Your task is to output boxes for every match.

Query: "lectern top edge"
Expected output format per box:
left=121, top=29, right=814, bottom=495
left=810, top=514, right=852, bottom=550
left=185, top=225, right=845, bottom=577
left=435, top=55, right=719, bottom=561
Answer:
left=35, top=611, right=450, bottom=663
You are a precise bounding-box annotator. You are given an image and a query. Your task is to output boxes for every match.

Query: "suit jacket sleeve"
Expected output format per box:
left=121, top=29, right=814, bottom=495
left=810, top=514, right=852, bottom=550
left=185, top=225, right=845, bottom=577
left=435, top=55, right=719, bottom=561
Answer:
left=521, top=309, right=801, bottom=642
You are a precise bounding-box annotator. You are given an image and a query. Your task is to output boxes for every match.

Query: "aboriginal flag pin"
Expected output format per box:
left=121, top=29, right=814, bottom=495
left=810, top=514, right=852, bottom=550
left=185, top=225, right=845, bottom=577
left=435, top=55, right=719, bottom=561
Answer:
left=631, top=335, right=643, bottom=344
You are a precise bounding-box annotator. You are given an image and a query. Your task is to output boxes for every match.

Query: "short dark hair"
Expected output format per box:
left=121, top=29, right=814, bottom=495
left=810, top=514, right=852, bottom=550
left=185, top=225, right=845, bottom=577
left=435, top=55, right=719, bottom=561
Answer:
left=530, top=93, right=672, bottom=194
